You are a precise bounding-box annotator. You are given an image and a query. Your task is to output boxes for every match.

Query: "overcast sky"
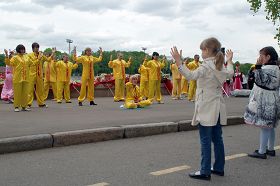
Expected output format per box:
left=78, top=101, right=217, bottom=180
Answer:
left=0, top=0, right=278, bottom=63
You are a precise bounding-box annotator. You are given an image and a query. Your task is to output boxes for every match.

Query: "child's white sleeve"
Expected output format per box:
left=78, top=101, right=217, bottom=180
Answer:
left=178, top=64, right=206, bottom=80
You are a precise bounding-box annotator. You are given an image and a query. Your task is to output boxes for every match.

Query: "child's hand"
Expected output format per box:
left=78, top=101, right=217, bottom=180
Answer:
left=226, top=49, right=233, bottom=64
left=170, top=46, right=182, bottom=67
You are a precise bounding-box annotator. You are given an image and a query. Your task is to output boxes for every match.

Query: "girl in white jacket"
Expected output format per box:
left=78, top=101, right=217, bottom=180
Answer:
left=171, top=37, right=234, bottom=181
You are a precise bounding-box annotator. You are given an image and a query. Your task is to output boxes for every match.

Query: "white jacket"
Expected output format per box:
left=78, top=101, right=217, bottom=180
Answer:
left=179, top=57, right=234, bottom=126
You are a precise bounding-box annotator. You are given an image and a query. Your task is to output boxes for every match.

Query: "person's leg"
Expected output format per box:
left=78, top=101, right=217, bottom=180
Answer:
left=56, top=81, right=63, bottom=103
left=21, top=82, right=29, bottom=108
left=27, top=78, right=35, bottom=106
left=148, top=80, right=156, bottom=102
left=156, top=80, right=162, bottom=102
left=87, top=79, right=94, bottom=102
left=120, top=79, right=125, bottom=101
left=35, top=77, right=45, bottom=106
left=138, top=99, right=152, bottom=108
left=144, top=81, right=149, bottom=98
left=259, top=128, right=270, bottom=154
left=78, top=78, right=87, bottom=103
left=177, top=79, right=182, bottom=98
left=51, top=82, right=57, bottom=100
left=114, top=79, right=121, bottom=101
left=268, top=128, right=275, bottom=151
left=125, top=101, right=137, bottom=109
left=188, top=80, right=195, bottom=100
left=212, top=119, right=225, bottom=173
left=172, top=78, right=177, bottom=98
left=13, top=83, right=22, bottom=109
left=43, top=81, right=50, bottom=101
left=199, top=124, right=212, bottom=175
left=64, top=82, right=71, bottom=102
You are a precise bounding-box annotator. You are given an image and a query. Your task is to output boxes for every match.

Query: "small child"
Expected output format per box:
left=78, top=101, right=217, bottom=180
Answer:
left=1, top=65, right=14, bottom=103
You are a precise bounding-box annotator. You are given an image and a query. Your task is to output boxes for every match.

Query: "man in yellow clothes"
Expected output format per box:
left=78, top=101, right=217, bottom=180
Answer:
left=187, top=54, right=200, bottom=101
left=138, top=56, right=149, bottom=99
left=181, top=57, right=191, bottom=96
left=56, top=54, right=78, bottom=103
left=74, top=47, right=103, bottom=106
left=124, top=75, right=151, bottom=109
left=144, top=52, right=166, bottom=104
left=108, top=53, right=132, bottom=102
left=170, top=61, right=182, bottom=100
left=43, top=52, right=57, bottom=101
left=4, top=45, right=38, bottom=112
left=27, top=43, right=53, bottom=108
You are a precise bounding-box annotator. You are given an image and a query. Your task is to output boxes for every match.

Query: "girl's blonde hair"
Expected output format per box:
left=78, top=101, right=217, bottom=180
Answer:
left=200, top=37, right=224, bottom=71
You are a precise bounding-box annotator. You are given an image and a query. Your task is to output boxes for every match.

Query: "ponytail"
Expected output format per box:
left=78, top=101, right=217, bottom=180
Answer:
left=215, top=51, right=225, bottom=71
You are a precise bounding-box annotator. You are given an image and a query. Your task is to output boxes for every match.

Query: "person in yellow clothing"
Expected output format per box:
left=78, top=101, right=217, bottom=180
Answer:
left=27, top=43, right=53, bottom=108
left=73, top=47, right=103, bottom=106
left=56, top=54, right=78, bottom=103
left=144, top=52, right=166, bottom=104
left=43, top=52, right=57, bottom=101
left=108, top=53, right=132, bottom=102
left=170, top=61, right=182, bottom=100
left=4, top=45, right=38, bottom=112
left=124, top=75, right=151, bottom=109
left=181, top=58, right=190, bottom=96
left=138, top=56, right=149, bottom=99
left=187, top=54, right=200, bottom=101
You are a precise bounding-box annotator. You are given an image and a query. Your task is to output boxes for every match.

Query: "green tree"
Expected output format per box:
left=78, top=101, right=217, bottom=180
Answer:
left=0, top=54, right=5, bottom=66
left=247, top=0, right=280, bottom=44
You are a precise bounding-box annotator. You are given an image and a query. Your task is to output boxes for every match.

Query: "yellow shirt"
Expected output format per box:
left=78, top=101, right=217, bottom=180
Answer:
left=125, top=82, right=142, bottom=102
left=27, top=52, right=50, bottom=80
left=56, top=61, right=78, bottom=82
left=170, top=63, right=182, bottom=80
left=74, top=55, right=102, bottom=80
left=138, top=65, right=149, bottom=82
left=187, top=61, right=200, bottom=71
left=144, top=59, right=165, bottom=81
left=43, top=60, right=57, bottom=83
left=5, top=55, right=35, bottom=83
left=108, top=59, right=131, bottom=80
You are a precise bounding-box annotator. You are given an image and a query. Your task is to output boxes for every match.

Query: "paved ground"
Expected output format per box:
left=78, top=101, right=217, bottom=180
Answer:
left=0, top=124, right=279, bottom=186
left=0, top=96, right=248, bottom=139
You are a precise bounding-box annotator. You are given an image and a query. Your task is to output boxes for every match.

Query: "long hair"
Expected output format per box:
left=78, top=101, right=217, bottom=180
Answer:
left=200, top=37, right=224, bottom=71
left=260, top=46, right=278, bottom=65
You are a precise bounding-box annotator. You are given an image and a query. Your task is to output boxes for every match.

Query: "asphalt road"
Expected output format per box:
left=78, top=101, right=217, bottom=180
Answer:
left=0, top=124, right=279, bottom=186
left=0, top=96, right=248, bottom=139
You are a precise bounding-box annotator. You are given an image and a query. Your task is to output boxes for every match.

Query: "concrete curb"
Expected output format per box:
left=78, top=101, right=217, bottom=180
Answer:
left=0, top=116, right=244, bottom=154
left=0, top=134, right=53, bottom=154
left=52, top=127, right=124, bottom=147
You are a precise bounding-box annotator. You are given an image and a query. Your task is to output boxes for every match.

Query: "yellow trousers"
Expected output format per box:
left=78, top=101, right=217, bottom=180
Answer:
left=28, top=76, right=45, bottom=106
left=57, top=81, right=71, bottom=102
left=172, top=79, right=182, bottom=98
left=13, top=82, right=29, bottom=108
left=148, top=80, right=162, bottom=102
left=114, top=79, right=125, bottom=101
left=78, top=78, right=94, bottom=102
left=44, top=81, right=57, bottom=100
left=140, top=80, right=149, bottom=98
left=181, top=78, right=188, bottom=94
left=125, top=99, right=151, bottom=109
left=188, top=80, right=197, bottom=101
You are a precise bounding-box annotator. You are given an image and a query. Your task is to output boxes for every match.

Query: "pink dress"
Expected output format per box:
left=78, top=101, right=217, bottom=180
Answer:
left=1, top=66, right=13, bottom=101
left=233, top=70, right=242, bottom=90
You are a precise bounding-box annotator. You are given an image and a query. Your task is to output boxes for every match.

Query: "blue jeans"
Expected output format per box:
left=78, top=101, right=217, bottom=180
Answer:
left=259, top=128, right=275, bottom=154
left=198, top=117, right=225, bottom=175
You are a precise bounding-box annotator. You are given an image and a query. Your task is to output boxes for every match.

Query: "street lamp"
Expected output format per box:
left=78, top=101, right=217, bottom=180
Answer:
left=141, top=47, right=147, bottom=54
left=66, top=39, right=73, bottom=55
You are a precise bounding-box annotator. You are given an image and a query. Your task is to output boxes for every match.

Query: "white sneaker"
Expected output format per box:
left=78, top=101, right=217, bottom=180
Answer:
left=14, top=108, right=20, bottom=112
left=22, top=107, right=31, bottom=112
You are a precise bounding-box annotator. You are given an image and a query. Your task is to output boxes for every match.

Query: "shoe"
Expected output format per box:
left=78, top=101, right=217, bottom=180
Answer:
left=66, top=101, right=72, bottom=103
left=211, top=168, right=224, bottom=176
left=266, top=149, right=276, bottom=157
left=248, top=150, right=267, bottom=159
left=22, top=107, right=31, bottom=112
left=57, top=101, right=62, bottom=104
left=14, top=107, right=20, bottom=112
left=189, top=171, right=211, bottom=181
left=39, top=104, right=48, bottom=108
left=78, top=102, right=83, bottom=106
left=90, top=101, right=97, bottom=105
left=157, top=101, right=164, bottom=104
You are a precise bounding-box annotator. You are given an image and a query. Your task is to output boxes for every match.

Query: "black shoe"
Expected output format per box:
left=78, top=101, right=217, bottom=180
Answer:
left=266, top=149, right=276, bottom=157
left=78, top=102, right=83, bottom=106
left=66, top=101, right=72, bottom=103
left=189, top=171, right=211, bottom=181
left=39, top=104, right=48, bottom=108
left=248, top=150, right=267, bottom=159
left=57, top=101, right=62, bottom=104
left=211, top=169, right=224, bottom=176
left=90, top=101, right=97, bottom=106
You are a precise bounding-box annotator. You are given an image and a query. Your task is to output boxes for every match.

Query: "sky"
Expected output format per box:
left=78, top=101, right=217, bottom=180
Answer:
left=0, top=0, right=278, bottom=63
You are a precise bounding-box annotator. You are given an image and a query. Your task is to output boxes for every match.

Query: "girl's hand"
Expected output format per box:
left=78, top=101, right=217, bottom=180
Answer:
left=226, top=49, right=233, bottom=64
left=170, top=46, right=182, bottom=67
left=4, top=49, right=8, bottom=57
left=256, top=57, right=262, bottom=65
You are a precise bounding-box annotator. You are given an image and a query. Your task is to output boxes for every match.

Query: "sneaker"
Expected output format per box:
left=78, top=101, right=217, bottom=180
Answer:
left=39, top=104, right=48, bottom=108
left=90, top=101, right=97, bottom=105
left=14, top=107, right=20, bottom=112
left=266, top=149, right=276, bottom=157
left=189, top=171, right=211, bottom=181
left=248, top=150, right=267, bottom=159
left=211, top=168, right=224, bottom=176
left=22, top=107, right=31, bottom=112
left=78, top=102, right=83, bottom=106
